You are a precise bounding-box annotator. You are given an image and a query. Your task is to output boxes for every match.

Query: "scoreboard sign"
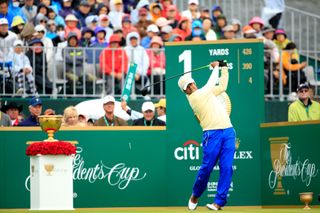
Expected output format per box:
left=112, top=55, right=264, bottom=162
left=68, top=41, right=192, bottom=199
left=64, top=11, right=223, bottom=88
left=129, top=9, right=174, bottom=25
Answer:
left=165, top=39, right=265, bottom=206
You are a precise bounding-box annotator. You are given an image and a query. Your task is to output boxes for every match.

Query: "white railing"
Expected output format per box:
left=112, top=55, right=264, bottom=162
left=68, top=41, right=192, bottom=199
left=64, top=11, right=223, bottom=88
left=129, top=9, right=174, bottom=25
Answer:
left=1, top=46, right=319, bottom=100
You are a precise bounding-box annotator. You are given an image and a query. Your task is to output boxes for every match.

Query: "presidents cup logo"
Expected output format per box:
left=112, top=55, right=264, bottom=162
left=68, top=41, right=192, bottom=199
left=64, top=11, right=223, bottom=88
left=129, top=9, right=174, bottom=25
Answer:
left=25, top=147, right=147, bottom=191
left=174, top=140, right=200, bottom=161
left=268, top=137, right=318, bottom=195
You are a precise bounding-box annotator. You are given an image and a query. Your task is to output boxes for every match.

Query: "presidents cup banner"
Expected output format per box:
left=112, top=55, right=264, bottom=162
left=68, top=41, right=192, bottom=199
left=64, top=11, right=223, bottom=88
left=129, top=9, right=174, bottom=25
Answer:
left=261, top=123, right=320, bottom=205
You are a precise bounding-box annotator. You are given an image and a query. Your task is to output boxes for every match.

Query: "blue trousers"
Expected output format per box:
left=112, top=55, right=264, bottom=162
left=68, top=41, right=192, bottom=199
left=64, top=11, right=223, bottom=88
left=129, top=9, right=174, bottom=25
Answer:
left=192, top=127, right=236, bottom=207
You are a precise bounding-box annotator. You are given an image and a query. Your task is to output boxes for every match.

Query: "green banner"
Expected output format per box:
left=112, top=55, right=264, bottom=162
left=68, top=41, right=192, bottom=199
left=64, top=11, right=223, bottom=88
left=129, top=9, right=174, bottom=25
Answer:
left=260, top=121, right=320, bottom=205
left=121, top=63, right=137, bottom=102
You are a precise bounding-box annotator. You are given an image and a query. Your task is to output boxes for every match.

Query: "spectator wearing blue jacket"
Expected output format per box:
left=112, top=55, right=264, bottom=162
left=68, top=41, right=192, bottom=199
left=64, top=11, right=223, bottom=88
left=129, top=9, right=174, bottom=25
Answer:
left=18, top=97, right=42, bottom=126
left=0, top=0, right=15, bottom=26
left=86, top=27, right=108, bottom=65
left=9, top=0, right=27, bottom=22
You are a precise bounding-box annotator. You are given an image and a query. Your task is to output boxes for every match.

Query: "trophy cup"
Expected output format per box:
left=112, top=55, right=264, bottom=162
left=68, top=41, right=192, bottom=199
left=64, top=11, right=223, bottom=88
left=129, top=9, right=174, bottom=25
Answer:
left=38, top=115, right=63, bottom=142
left=269, top=137, right=289, bottom=195
left=299, top=192, right=313, bottom=209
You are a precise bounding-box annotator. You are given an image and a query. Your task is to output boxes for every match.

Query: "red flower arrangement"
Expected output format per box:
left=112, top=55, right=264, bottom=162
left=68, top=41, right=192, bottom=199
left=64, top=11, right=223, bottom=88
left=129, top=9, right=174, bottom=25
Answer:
left=26, top=141, right=76, bottom=156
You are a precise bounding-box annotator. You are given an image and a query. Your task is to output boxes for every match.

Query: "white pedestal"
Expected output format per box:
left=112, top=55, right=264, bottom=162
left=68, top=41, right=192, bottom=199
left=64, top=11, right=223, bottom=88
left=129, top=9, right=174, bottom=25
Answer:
left=30, top=155, right=74, bottom=210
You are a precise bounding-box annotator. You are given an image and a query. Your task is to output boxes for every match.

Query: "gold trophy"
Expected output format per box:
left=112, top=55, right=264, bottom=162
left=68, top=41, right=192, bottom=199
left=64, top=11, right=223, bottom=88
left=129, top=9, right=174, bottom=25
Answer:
left=269, top=137, right=289, bottom=195
left=299, top=192, right=313, bottom=209
left=38, top=115, right=63, bottom=142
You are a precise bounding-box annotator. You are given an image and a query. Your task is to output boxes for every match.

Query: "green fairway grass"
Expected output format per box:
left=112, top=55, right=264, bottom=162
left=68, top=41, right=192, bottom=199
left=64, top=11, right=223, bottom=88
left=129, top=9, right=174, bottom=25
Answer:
left=0, top=207, right=320, bottom=213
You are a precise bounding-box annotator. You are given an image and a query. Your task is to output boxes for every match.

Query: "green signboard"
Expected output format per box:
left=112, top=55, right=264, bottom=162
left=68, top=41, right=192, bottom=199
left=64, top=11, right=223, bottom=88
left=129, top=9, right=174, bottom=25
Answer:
left=260, top=121, right=320, bottom=206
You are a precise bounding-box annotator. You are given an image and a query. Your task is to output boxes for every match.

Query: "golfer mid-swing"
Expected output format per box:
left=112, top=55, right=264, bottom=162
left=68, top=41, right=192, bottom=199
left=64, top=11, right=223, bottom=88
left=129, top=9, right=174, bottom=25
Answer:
left=178, top=61, right=236, bottom=211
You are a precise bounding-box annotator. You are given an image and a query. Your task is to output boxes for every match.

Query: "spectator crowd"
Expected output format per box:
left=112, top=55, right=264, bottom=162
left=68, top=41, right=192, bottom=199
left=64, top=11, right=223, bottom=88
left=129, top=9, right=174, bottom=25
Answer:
left=0, top=0, right=311, bottom=97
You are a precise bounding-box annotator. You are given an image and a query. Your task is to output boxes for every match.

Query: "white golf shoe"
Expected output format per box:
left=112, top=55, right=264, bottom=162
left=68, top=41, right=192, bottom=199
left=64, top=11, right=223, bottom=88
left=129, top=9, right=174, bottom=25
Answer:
left=206, top=203, right=221, bottom=211
left=188, top=199, right=198, bottom=211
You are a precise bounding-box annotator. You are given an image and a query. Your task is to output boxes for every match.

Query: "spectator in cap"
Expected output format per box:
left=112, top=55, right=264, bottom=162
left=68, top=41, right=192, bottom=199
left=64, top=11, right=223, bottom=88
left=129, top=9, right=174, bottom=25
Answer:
left=281, top=42, right=307, bottom=92
left=231, top=18, right=241, bottom=38
left=80, top=27, right=94, bottom=47
left=22, top=0, right=38, bottom=22
left=74, top=0, right=91, bottom=28
left=160, top=24, right=174, bottom=42
left=149, top=2, right=163, bottom=22
left=99, top=34, right=129, bottom=94
left=155, top=17, right=172, bottom=29
left=146, top=36, right=165, bottom=94
left=134, top=7, right=154, bottom=39
left=166, top=5, right=179, bottom=29
left=85, top=15, right=99, bottom=31
left=248, top=16, right=264, bottom=37
left=242, top=25, right=256, bottom=39
left=1, top=101, right=23, bottom=126
left=121, top=14, right=138, bottom=38
left=0, top=0, right=15, bottom=26
left=222, top=25, right=235, bottom=40
left=125, top=32, right=150, bottom=94
left=94, top=95, right=128, bottom=126
left=0, top=18, right=17, bottom=71
left=273, top=29, right=293, bottom=51
left=186, top=19, right=206, bottom=41
left=213, top=14, right=227, bottom=39
left=0, top=109, right=11, bottom=126
left=202, top=17, right=217, bottom=41
left=12, top=39, right=38, bottom=95
left=182, top=0, right=200, bottom=21
left=288, top=83, right=320, bottom=122
left=64, top=14, right=81, bottom=40
left=26, top=38, right=53, bottom=94
left=18, top=97, right=43, bottom=126
left=11, top=16, right=25, bottom=37
left=108, top=0, right=124, bottom=29
left=99, top=14, right=113, bottom=42
left=59, top=0, right=74, bottom=19
left=172, top=17, right=191, bottom=41
left=130, top=0, right=151, bottom=25
left=132, top=101, right=165, bottom=126
left=211, top=5, right=223, bottom=25
left=141, top=24, right=159, bottom=48
left=154, top=98, right=166, bottom=122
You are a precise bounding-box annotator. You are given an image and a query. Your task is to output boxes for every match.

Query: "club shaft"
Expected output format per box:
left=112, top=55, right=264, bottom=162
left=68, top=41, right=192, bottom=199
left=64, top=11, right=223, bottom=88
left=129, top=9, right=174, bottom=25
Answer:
left=145, top=64, right=210, bottom=89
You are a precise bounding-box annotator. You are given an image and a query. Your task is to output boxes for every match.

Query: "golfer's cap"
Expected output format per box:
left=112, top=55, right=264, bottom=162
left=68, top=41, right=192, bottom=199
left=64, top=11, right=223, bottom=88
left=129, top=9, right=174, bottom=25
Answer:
left=102, top=95, right=115, bottom=104
left=178, top=75, right=195, bottom=91
left=29, top=97, right=42, bottom=106
left=0, top=18, right=8, bottom=25
left=154, top=98, right=166, bottom=108
left=142, top=101, right=155, bottom=112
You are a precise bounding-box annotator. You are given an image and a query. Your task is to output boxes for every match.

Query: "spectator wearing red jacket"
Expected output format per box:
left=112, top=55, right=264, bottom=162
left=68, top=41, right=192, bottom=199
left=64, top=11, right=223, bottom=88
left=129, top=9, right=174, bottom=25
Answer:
left=99, top=34, right=128, bottom=94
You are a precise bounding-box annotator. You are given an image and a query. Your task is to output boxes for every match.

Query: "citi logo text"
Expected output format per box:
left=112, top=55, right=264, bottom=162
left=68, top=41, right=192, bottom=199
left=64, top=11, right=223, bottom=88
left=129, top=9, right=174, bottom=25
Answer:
left=174, top=140, right=200, bottom=160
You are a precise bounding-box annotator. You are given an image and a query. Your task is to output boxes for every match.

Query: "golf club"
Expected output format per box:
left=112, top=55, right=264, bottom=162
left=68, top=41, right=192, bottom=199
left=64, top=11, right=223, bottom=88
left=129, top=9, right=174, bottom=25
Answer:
left=141, top=64, right=211, bottom=96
